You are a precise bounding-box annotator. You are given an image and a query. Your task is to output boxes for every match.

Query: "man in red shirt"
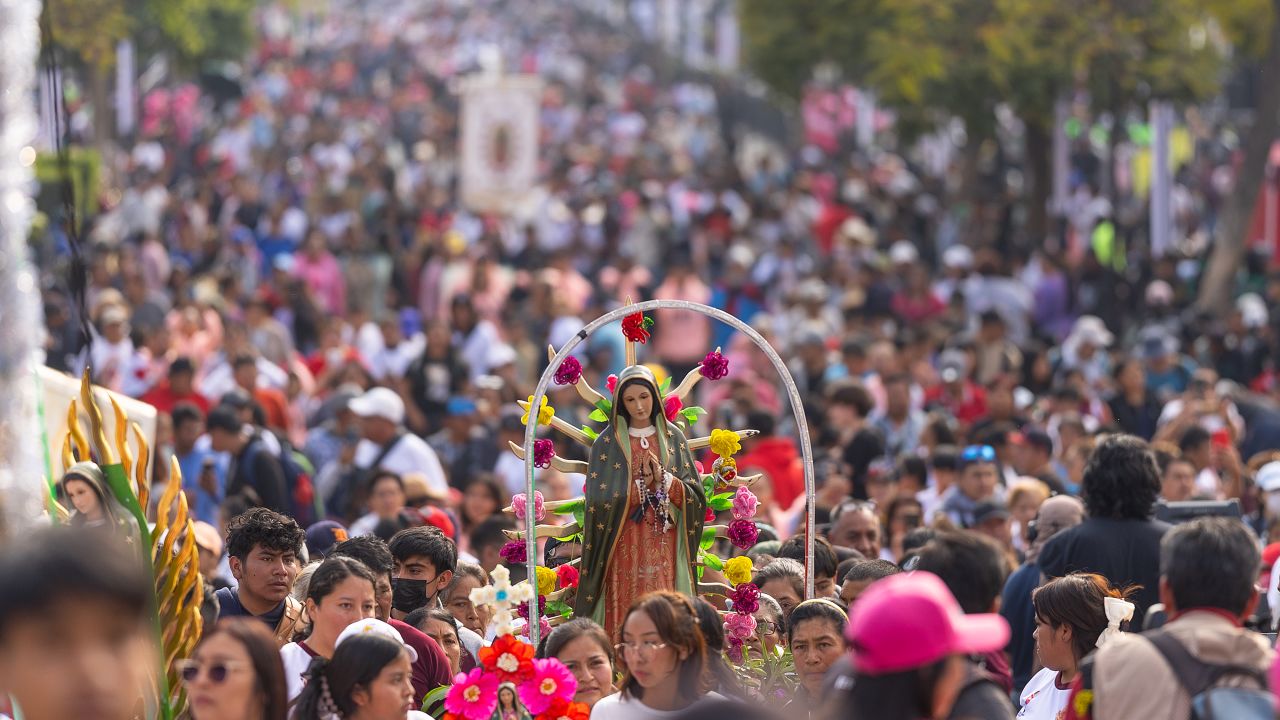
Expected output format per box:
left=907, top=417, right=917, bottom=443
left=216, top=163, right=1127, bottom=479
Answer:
left=141, top=357, right=211, bottom=414
left=925, top=349, right=988, bottom=428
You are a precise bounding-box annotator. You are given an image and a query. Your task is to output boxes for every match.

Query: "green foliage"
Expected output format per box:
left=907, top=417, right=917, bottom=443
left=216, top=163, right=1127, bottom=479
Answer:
left=580, top=425, right=599, bottom=441
left=700, top=549, right=724, bottom=571
left=421, top=685, right=450, bottom=718
left=137, top=0, right=255, bottom=67
left=741, top=0, right=1271, bottom=140
left=41, top=0, right=132, bottom=67
left=728, top=645, right=799, bottom=701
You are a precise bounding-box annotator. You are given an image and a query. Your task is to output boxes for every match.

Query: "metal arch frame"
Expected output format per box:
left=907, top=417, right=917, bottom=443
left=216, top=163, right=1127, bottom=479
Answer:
left=521, top=300, right=816, bottom=645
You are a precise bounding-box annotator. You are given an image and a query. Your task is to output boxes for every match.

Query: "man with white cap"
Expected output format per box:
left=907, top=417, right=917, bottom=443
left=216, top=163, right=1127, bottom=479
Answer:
left=330, top=387, right=448, bottom=519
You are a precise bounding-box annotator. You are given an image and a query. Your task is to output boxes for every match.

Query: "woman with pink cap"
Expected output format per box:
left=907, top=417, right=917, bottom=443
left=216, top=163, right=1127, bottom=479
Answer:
left=835, top=571, right=1011, bottom=720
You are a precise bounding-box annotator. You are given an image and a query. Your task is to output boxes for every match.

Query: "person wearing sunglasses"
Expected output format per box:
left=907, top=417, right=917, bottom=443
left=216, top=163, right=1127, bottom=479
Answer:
left=939, top=445, right=1003, bottom=528
left=181, top=618, right=289, bottom=720
left=592, top=591, right=720, bottom=718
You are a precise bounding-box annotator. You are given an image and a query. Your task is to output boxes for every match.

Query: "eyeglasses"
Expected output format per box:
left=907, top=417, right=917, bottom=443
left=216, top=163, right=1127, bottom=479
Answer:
left=830, top=499, right=876, bottom=523
left=960, top=445, right=996, bottom=466
left=615, top=641, right=668, bottom=659
left=176, top=659, right=247, bottom=684
left=755, top=620, right=780, bottom=637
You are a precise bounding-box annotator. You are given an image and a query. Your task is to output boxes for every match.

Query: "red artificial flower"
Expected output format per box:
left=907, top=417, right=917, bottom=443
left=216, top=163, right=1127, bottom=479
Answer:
left=536, top=698, right=591, bottom=720
left=478, top=634, right=536, bottom=684
left=705, top=507, right=716, bottom=523
left=555, top=564, right=579, bottom=589
left=664, top=395, right=683, bottom=422
left=621, top=312, right=653, bottom=344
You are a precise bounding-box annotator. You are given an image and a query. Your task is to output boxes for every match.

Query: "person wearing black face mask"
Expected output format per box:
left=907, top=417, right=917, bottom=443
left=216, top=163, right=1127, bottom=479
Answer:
left=388, top=526, right=457, bottom=618
left=387, top=526, right=486, bottom=671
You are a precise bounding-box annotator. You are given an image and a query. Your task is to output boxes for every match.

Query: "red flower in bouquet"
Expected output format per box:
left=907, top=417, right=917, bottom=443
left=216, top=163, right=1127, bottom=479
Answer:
left=555, top=564, right=579, bottom=589
left=479, top=634, right=536, bottom=684
left=621, top=312, right=653, bottom=343
left=536, top=698, right=591, bottom=720
left=664, top=395, right=683, bottom=422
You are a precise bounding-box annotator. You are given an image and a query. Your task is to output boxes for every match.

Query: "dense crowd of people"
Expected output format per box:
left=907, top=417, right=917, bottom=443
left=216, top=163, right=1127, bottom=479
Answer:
left=8, top=0, right=1280, bottom=717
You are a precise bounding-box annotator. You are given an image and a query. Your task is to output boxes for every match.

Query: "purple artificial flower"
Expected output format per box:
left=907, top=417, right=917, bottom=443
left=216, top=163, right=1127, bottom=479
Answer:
left=729, top=583, right=761, bottom=615
left=553, top=356, right=583, bottom=386
left=725, top=635, right=745, bottom=664
left=532, top=439, right=555, bottom=470
left=727, top=519, right=759, bottom=550
left=699, top=350, right=730, bottom=381
left=517, top=595, right=548, bottom=621
left=500, top=541, right=528, bottom=565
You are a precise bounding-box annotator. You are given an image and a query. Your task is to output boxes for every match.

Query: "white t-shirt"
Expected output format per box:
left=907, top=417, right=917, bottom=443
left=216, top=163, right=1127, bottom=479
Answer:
left=1016, top=667, right=1072, bottom=720
left=354, top=434, right=448, bottom=493
left=279, top=641, right=319, bottom=702
left=589, top=692, right=725, bottom=720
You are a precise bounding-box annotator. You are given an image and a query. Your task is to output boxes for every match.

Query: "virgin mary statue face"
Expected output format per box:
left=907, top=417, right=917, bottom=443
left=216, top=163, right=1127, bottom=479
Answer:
left=620, top=382, right=655, bottom=427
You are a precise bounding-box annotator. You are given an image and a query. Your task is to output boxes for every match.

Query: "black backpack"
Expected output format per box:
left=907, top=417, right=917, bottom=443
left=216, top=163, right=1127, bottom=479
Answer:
left=1146, top=629, right=1272, bottom=720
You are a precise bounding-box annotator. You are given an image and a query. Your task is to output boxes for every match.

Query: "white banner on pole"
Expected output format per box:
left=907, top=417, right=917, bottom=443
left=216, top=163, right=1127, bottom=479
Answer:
left=459, top=74, right=542, bottom=214
left=1149, top=101, right=1174, bottom=257
left=116, top=39, right=136, bottom=137
left=715, top=2, right=739, bottom=71
left=1051, top=98, right=1069, bottom=217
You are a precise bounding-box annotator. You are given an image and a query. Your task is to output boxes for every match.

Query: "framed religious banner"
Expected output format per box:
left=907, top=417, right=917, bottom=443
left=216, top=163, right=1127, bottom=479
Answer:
left=459, top=74, right=542, bottom=214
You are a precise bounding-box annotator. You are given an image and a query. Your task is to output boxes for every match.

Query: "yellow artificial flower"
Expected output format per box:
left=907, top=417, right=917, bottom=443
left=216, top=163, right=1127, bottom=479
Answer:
left=723, top=556, right=754, bottom=586
left=522, top=395, right=555, bottom=427
left=708, top=429, right=741, bottom=458
left=536, top=565, right=558, bottom=596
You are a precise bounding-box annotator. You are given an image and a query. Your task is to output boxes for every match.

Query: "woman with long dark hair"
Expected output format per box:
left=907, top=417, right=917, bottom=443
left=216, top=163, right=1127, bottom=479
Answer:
left=591, top=591, right=719, bottom=718
left=279, top=556, right=379, bottom=701
left=540, top=618, right=617, bottom=709
left=292, top=629, right=417, bottom=720
left=180, top=618, right=289, bottom=720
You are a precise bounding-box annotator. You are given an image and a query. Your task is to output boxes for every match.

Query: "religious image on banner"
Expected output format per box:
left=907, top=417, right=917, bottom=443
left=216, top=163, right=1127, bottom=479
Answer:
left=459, top=74, right=541, bottom=214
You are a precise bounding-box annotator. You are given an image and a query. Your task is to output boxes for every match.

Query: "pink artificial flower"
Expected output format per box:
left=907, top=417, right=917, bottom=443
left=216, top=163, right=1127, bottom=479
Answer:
left=605, top=374, right=618, bottom=394
left=512, top=491, right=546, bottom=523
left=555, top=564, right=579, bottom=589
left=533, top=439, right=555, bottom=469
left=694, top=460, right=704, bottom=474
left=445, top=668, right=500, bottom=720
left=520, top=616, right=554, bottom=641
left=731, top=486, right=759, bottom=521
left=664, top=395, right=683, bottom=423
left=518, top=658, right=578, bottom=714
left=723, top=612, right=757, bottom=642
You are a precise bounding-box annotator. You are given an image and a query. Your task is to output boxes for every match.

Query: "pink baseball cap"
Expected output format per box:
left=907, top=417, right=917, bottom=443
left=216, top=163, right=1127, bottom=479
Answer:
left=845, top=571, right=1010, bottom=675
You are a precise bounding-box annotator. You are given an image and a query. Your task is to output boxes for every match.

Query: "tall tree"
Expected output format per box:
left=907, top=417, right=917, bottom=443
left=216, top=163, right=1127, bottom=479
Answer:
left=1197, top=0, right=1280, bottom=313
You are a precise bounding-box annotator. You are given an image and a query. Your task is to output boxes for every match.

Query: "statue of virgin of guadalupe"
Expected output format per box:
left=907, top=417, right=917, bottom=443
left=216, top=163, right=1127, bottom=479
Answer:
left=574, top=365, right=707, bottom=639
